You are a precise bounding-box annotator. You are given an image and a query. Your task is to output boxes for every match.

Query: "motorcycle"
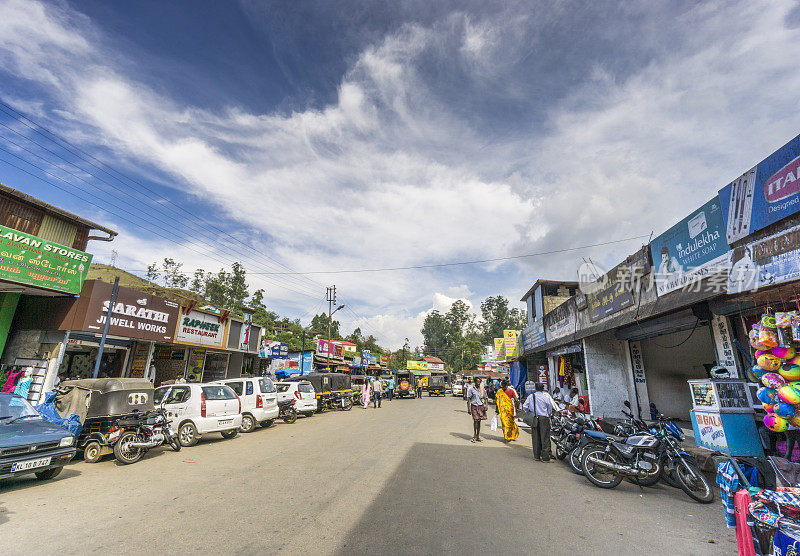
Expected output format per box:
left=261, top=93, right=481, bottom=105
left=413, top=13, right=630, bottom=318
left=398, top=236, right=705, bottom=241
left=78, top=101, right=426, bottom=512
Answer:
left=278, top=398, right=298, bottom=424
left=329, top=391, right=353, bottom=411
left=112, top=408, right=180, bottom=465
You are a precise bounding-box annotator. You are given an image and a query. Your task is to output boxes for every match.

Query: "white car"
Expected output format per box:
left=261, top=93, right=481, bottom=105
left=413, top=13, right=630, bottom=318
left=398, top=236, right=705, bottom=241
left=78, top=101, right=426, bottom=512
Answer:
left=452, top=380, right=464, bottom=396
left=154, top=383, right=243, bottom=447
left=215, top=377, right=279, bottom=432
left=275, top=381, right=317, bottom=416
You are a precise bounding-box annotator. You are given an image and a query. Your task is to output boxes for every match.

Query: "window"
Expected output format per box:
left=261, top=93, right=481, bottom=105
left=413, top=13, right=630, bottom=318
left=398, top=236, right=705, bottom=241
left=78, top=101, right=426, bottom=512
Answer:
left=258, top=378, right=276, bottom=393
left=245, top=381, right=254, bottom=395
left=163, top=386, right=190, bottom=404
left=276, top=384, right=290, bottom=393
left=0, top=393, right=41, bottom=419
left=298, top=383, right=314, bottom=394
left=202, top=385, right=236, bottom=400
left=154, top=387, right=169, bottom=405
left=226, top=382, right=243, bottom=396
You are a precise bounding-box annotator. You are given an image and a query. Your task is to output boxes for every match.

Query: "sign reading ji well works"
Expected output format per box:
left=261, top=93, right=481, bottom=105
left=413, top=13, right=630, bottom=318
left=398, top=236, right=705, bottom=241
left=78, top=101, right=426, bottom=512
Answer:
left=0, top=226, right=91, bottom=294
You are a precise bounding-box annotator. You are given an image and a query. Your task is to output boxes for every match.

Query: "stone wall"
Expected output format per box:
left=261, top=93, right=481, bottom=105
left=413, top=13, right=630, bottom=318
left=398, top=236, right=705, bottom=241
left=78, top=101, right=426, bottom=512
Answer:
left=582, top=330, right=635, bottom=418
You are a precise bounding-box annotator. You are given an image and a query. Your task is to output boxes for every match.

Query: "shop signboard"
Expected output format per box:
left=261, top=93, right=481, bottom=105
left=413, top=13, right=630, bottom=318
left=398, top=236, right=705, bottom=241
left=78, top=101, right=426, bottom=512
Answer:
left=427, top=362, right=444, bottom=372
left=711, top=315, right=738, bottom=377
left=588, top=284, right=634, bottom=322
left=176, top=308, right=227, bottom=348
left=261, top=341, right=288, bottom=359
left=363, top=350, right=370, bottom=366
left=537, top=364, right=549, bottom=386
left=719, top=133, right=800, bottom=244
left=692, top=411, right=729, bottom=451
left=521, top=320, right=546, bottom=353
left=407, top=360, right=427, bottom=371
left=129, top=342, right=150, bottom=378
left=380, top=356, right=389, bottom=367
left=186, top=348, right=205, bottom=382
left=332, top=343, right=344, bottom=359
left=547, top=343, right=582, bottom=357
left=316, top=339, right=331, bottom=357
left=727, top=223, right=800, bottom=293
left=59, top=280, right=180, bottom=342
left=628, top=340, right=650, bottom=414
left=353, top=356, right=362, bottom=367
left=503, top=330, right=518, bottom=359
left=0, top=225, right=92, bottom=294
left=650, top=197, right=729, bottom=296
left=493, top=338, right=505, bottom=360
left=239, top=310, right=253, bottom=351
left=544, top=300, right=576, bottom=342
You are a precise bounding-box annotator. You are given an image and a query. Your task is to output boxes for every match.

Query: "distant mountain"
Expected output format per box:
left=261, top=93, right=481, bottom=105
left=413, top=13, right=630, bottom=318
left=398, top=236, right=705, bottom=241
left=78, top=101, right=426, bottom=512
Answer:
left=88, top=263, right=204, bottom=305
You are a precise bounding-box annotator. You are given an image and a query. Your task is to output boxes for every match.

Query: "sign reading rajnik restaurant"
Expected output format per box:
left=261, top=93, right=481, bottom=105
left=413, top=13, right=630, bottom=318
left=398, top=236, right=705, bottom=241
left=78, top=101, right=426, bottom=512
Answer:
left=0, top=226, right=92, bottom=294
left=175, top=308, right=228, bottom=348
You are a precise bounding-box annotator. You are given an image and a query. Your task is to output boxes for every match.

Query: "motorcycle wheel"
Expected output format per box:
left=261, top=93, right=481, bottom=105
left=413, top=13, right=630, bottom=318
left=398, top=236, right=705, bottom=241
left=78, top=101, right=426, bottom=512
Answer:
left=221, top=429, right=239, bottom=439
left=568, top=445, right=585, bottom=475
left=554, top=443, right=568, bottom=461
left=283, top=408, right=298, bottom=424
left=169, top=433, right=181, bottom=452
left=83, top=441, right=102, bottom=464
left=629, top=458, right=662, bottom=487
left=114, top=432, right=143, bottom=465
left=582, top=445, right=624, bottom=489
left=343, top=397, right=353, bottom=411
left=675, top=459, right=715, bottom=503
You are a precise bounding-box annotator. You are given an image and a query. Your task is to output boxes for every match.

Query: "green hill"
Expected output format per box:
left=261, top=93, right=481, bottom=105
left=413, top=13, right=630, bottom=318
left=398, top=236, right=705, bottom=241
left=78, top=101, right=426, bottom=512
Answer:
left=88, top=263, right=204, bottom=305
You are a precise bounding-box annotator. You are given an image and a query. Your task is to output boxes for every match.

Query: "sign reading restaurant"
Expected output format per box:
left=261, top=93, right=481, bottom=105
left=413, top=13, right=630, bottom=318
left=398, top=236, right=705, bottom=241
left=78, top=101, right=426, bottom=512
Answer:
left=175, top=308, right=228, bottom=348
left=0, top=225, right=92, bottom=294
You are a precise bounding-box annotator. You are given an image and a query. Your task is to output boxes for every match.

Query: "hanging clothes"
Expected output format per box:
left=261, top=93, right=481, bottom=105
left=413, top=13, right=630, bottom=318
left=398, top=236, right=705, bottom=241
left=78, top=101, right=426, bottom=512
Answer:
left=717, top=460, right=740, bottom=528
left=1, top=369, right=24, bottom=393
left=13, top=374, right=32, bottom=399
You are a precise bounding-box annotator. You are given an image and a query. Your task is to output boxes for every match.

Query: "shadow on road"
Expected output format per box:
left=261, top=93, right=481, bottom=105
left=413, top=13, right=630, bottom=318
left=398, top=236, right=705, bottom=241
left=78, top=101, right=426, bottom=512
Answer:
left=0, top=466, right=80, bottom=495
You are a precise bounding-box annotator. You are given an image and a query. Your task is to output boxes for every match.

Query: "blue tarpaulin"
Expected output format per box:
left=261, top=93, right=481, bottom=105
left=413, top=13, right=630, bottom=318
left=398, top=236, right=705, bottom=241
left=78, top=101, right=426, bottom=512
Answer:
left=35, top=392, right=82, bottom=437
left=510, top=360, right=527, bottom=398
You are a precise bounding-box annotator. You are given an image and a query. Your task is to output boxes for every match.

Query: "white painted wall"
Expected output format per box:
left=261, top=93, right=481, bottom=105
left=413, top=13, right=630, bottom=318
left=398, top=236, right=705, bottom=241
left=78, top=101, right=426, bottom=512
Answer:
left=582, top=331, right=637, bottom=418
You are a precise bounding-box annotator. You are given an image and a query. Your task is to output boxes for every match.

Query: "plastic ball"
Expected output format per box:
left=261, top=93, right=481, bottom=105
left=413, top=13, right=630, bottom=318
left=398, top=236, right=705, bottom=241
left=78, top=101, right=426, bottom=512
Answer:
left=790, top=416, right=800, bottom=428
left=758, top=353, right=782, bottom=371
left=775, top=402, right=797, bottom=418
left=763, top=314, right=778, bottom=329
left=774, top=346, right=797, bottom=360
left=756, top=350, right=770, bottom=359
left=764, top=403, right=776, bottom=413
left=749, top=365, right=768, bottom=380
left=778, top=385, right=800, bottom=405
left=781, top=365, right=800, bottom=381
left=751, top=338, right=771, bottom=351
left=757, top=386, right=779, bottom=403
left=789, top=355, right=800, bottom=367
left=762, top=373, right=787, bottom=389
left=766, top=413, right=789, bottom=432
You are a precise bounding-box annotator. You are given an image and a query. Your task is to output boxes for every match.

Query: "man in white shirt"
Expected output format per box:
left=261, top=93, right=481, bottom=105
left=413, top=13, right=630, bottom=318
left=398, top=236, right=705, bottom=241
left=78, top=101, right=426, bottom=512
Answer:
left=522, top=383, right=554, bottom=462
left=372, top=377, right=383, bottom=408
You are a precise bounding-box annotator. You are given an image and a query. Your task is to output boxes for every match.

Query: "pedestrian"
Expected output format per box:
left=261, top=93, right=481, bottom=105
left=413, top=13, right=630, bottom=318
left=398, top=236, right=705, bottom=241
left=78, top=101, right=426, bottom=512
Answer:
left=175, top=372, right=187, bottom=384
left=463, top=378, right=471, bottom=401
left=522, top=382, right=553, bottom=461
left=387, top=376, right=394, bottom=401
left=361, top=379, right=371, bottom=409
left=467, top=377, right=488, bottom=443
left=495, top=379, right=519, bottom=442
left=552, top=387, right=564, bottom=407
left=416, top=377, right=424, bottom=398
left=372, top=377, right=383, bottom=408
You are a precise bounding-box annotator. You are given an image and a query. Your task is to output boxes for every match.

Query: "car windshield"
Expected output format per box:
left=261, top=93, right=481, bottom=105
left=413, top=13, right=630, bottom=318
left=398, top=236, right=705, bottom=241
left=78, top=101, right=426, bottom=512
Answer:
left=202, top=385, right=236, bottom=400
left=299, top=384, right=313, bottom=394
left=0, top=394, right=41, bottom=421
left=153, top=387, right=169, bottom=404
left=276, top=384, right=291, bottom=393
left=258, top=378, right=276, bottom=393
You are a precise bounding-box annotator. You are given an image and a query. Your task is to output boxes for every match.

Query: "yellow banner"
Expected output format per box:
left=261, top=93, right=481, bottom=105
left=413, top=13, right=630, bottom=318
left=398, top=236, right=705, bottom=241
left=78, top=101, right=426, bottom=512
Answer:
left=494, top=338, right=505, bottom=360
left=504, top=330, right=518, bottom=359
left=407, top=360, right=428, bottom=370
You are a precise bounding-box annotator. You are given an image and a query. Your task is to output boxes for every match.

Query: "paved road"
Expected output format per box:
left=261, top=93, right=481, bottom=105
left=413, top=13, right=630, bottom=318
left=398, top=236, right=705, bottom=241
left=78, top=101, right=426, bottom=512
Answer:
left=0, top=395, right=734, bottom=555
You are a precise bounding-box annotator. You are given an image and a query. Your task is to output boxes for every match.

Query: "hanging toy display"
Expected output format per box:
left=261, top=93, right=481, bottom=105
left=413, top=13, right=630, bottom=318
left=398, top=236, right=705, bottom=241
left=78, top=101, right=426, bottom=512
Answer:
left=762, top=372, right=787, bottom=389
left=776, top=312, right=793, bottom=347
left=757, top=386, right=778, bottom=404
left=758, top=353, right=782, bottom=372
left=772, top=346, right=796, bottom=360
left=775, top=402, right=798, bottom=418
left=780, top=364, right=800, bottom=382
left=766, top=413, right=789, bottom=432
left=751, top=324, right=771, bottom=351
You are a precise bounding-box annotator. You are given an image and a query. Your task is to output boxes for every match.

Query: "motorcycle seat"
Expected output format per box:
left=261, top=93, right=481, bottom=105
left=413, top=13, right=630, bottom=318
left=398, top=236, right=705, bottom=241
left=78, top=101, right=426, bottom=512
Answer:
left=584, top=429, right=628, bottom=442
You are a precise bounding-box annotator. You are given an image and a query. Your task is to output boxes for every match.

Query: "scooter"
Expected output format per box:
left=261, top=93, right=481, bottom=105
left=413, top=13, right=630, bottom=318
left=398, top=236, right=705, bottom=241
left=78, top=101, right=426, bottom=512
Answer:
left=278, top=398, right=297, bottom=424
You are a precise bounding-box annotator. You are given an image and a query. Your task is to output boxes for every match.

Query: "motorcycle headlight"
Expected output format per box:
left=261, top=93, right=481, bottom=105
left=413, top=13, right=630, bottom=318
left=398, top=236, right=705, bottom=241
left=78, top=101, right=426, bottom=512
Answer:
left=679, top=432, right=686, bottom=442
left=59, top=436, right=74, bottom=447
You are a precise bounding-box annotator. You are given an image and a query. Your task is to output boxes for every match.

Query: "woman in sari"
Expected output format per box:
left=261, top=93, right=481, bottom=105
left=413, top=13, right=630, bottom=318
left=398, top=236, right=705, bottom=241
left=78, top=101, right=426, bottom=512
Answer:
left=495, top=380, right=519, bottom=442
left=361, top=380, right=371, bottom=409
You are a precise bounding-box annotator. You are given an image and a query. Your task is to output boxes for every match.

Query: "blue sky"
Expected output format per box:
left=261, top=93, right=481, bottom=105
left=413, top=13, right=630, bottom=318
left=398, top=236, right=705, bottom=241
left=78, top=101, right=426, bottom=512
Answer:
left=1, top=0, right=800, bottom=348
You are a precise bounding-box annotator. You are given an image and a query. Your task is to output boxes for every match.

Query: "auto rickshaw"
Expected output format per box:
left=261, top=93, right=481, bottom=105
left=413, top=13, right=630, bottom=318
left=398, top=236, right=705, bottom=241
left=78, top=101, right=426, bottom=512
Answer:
left=427, top=374, right=447, bottom=396
left=328, top=373, right=353, bottom=410
left=394, top=370, right=415, bottom=398
left=56, top=378, right=154, bottom=463
left=286, top=373, right=331, bottom=412
left=350, top=374, right=368, bottom=404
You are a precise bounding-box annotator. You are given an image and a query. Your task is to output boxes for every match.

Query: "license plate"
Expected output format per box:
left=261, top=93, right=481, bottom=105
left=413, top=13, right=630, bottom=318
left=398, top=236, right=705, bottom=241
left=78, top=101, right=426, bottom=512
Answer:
left=218, top=419, right=233, bottom=426
left=12, top=456, right=51, bottom=472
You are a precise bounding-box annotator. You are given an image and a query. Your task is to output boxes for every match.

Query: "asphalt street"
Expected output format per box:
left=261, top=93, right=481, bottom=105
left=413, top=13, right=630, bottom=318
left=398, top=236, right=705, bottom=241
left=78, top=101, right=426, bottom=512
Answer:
left=0, top=394, right=735, bottom=555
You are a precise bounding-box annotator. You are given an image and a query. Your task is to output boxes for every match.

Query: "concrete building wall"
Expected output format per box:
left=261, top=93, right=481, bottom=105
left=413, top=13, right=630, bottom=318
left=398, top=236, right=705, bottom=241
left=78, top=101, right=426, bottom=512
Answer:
left=582, top=330, right=636, bottom=418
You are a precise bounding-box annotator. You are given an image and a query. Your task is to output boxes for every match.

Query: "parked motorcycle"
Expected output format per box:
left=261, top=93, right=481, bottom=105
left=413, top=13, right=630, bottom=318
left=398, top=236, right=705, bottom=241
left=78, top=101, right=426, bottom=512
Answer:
left=112, top=408, right=180, bottom=465
left=278, top=399, right=298, bottom=424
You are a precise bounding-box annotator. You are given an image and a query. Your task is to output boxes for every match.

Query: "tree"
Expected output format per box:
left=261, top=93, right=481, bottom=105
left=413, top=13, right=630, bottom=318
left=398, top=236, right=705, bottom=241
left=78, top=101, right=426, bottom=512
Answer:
left=311, top=313, right=340, bottom=340
left=479, top=296, right=527, bottom=345
left=190, top=269, right=206, bottom=294
left=146, top=262, right=160, bottom=283
left=227, top=262, right=249, bottom=314
left=160, top=258, right=187, bottom=288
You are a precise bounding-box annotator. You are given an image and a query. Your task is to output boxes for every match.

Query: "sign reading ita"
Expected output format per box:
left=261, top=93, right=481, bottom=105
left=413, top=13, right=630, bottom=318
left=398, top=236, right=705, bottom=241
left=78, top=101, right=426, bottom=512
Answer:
left=0, top=226, right=92, bottom=294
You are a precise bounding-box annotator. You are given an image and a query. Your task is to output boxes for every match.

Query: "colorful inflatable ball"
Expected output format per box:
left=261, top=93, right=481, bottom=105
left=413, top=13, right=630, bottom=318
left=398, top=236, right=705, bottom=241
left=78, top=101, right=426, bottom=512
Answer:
left=780, top=364, right=800, bottom=382
left=763, top=314, right=778, bottom=329
left=765, top=413, right=789, bottom=432
left=762, top=373, right=787, bottom=389
left=748, top=365, right=768, bottom=382
left=764, top=403, right=776, bottom=413
left=773, top=346, right=797, bottom=360
left=757, top=386, right=778, bottom=404
left=758, top=353, right=782, bottom=372
left=789, top=355, right=800, bottom=367
left=775, top=402, right=797, bottom=419
left=790, top=415, right=800, bottom=428
left=778, top=385, right=800, bottom=405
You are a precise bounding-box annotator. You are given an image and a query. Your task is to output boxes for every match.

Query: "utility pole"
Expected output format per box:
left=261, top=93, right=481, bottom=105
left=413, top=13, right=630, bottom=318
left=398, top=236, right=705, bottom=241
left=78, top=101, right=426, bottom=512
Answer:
left=326, top=286, right=336, bottom=371
left=93, top=276, right=119, bottom=379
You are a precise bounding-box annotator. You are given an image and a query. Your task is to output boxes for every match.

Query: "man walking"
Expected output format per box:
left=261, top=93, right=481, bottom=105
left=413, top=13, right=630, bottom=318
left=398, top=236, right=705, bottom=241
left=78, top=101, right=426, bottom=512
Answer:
left=372, top=377, right=383, bottom=408
left=522, top=382, right=554, bottom=462
left=416, top=377, right=424, bottom=398
left=387, top=376, right=394, bottom=401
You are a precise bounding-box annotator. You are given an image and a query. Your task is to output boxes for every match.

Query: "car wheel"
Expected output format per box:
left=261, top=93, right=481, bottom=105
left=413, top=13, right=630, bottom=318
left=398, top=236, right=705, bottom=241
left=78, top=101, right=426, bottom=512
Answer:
left=221, top=429, right=239, bottom=439
left=303, top=411, right=314, bottom=417
left=83, top=441, right=102, bottom=463
left=35, top=467, right=63, bottom=480
left=178, top=422, right=199, bottom=447
left=260, top=419, right=275, bottom=428
left=240, top=413, right=256, bottom=433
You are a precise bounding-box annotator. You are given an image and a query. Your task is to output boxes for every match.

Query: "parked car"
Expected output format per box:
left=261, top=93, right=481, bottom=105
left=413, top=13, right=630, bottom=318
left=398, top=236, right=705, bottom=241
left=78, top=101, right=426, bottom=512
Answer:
left=153, top=383, right=242, bottom=447
left=0, top=393, right=76, bottom=481
left=215, top=377, right=279, bottom=432
left=451, top=379, right=464, bottom=397
left=276, top=381, right=317, bottom=416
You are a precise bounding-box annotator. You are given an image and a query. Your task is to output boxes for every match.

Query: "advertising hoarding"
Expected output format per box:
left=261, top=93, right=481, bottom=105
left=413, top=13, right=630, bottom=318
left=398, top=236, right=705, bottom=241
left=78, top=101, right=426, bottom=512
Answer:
left=503, top=330, right=518, bottom=359
left=176, top=308, right=227, bottom=348
left=493, top=338, right=505, bottom=360
left=544, top=299, right=576, bottom=342
left=521, top=320, right=546, bottom=353
left=407, top=360, right=428, bottom=371
left=727, top=222, right=800, bottom=293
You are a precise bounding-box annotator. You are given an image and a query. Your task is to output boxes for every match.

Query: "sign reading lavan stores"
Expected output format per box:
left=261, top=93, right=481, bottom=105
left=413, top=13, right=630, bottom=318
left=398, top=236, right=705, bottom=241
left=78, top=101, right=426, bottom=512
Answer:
left=0, top=226, right=91, bottom=294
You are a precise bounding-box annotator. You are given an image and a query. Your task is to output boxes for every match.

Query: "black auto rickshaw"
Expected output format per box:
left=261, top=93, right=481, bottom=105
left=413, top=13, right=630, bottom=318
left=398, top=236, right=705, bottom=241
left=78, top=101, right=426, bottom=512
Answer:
left=394, top=370, right=415, bottom=398
left=329, top=373, right=353, bottom=410
left=427, top=374, right=447, bottom=396
left=57, top=378, right=154, bottom=463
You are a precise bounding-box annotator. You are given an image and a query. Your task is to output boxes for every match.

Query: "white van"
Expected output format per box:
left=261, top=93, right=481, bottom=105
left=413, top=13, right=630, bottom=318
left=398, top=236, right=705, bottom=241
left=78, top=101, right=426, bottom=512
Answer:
left=215, top=377, right=279, bottom=432
left=154, top=383, right=243, bottom=447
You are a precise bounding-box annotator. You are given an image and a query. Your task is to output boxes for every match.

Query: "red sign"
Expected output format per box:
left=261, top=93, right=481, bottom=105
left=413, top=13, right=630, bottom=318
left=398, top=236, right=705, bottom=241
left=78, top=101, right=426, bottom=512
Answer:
left=765, top=154, right=800, bottom=203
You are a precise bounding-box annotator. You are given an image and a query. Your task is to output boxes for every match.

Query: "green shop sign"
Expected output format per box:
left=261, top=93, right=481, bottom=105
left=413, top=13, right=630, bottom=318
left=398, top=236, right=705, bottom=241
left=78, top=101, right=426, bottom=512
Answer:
left=0, top=226, right=92, bottom=294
